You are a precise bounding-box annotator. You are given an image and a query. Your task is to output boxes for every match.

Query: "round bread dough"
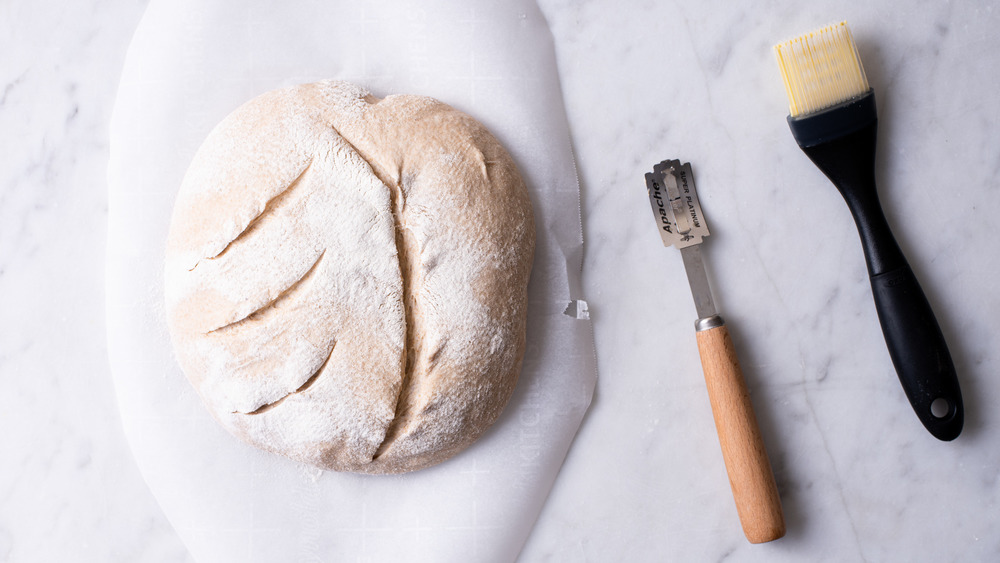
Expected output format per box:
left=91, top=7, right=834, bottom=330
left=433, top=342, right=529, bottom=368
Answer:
left=164, top=80, right=535, bottom=474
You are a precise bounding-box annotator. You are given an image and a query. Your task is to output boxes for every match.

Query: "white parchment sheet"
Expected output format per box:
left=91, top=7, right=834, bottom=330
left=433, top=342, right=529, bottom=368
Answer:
left=106, top=0, right=596, bottom=561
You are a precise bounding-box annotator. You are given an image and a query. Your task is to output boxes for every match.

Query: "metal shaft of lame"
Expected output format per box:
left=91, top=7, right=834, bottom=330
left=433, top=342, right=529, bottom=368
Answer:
left=680, top=244, right=717, bottom=320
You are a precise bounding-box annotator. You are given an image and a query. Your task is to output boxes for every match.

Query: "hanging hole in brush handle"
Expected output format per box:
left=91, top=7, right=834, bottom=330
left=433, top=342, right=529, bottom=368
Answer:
left=870, top=265, right=964, bottom=440
left=930, top=397, right=952, bottom=419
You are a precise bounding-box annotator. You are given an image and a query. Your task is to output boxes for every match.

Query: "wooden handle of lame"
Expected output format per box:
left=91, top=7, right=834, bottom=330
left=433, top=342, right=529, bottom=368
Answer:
left=696, top=322, right=785, bottom=543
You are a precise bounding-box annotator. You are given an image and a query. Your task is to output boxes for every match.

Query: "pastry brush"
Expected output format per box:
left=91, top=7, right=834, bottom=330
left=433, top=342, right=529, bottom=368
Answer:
left=774, top=22, right=963, bottom=440
left=644, top=160, right=785, bottom=544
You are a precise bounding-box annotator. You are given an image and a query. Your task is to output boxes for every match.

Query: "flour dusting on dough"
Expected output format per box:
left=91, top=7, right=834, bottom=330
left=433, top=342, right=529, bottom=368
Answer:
left=165, top=81, right=534, bottom=474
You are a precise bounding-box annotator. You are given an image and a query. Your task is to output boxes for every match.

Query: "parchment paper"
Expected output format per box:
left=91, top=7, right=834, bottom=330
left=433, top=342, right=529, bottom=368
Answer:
left=106, top=1, right=595, bottom=561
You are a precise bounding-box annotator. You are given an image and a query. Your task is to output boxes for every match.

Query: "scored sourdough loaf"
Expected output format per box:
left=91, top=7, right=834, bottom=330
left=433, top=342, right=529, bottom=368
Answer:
left=165, top=80, right=535, bottom=474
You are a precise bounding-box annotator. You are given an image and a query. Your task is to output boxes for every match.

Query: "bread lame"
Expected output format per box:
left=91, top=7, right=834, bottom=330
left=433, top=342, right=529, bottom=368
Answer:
left=644, top=160, right=785, bottom=543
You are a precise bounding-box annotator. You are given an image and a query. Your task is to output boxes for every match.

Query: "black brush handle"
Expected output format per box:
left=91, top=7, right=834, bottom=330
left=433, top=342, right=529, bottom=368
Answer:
left=790, top=94, right=964, bottom=440
left=870, top=265, right=963, bottom=440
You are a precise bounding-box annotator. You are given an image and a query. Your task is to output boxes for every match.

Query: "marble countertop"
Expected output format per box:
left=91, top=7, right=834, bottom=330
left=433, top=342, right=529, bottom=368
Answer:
left=3, top=0, right=998, bottom=561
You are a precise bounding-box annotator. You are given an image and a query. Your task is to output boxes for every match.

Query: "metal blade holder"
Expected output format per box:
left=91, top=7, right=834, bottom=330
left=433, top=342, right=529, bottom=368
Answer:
left=644, top=160, right=717, bottom=326
left=644, top=160, right=785, bottom=544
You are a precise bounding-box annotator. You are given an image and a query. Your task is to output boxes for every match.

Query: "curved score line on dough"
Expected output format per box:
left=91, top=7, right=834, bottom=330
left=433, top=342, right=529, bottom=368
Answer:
left=189, top=159, right=314, bottom=271
left=234, top=342, right=336, bottom=415
left=319, top=122, right=426, bottom=462
left=371, top=179, right=425, bottom=461
left=205, top=249, right=326, bottom=334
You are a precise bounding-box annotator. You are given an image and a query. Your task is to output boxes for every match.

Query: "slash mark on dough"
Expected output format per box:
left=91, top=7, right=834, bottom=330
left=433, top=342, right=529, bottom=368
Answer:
left=206, top=249, right=326, bottom=334
left=235, top=342, right=336, bottom=415
left=189, top=159, right=314, bottom=271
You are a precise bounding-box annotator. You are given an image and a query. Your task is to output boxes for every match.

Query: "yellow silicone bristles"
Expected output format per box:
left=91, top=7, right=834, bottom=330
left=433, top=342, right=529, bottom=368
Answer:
left=774, top=21, right=870, bottom=118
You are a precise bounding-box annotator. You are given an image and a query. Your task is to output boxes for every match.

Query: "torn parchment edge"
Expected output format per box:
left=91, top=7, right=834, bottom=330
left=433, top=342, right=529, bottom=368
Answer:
left=563, top=299, right=590, bottom=320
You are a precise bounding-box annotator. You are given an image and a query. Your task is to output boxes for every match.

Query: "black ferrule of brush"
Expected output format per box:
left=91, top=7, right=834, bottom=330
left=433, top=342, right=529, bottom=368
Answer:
left=787, top=90, right=963, bottom=441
